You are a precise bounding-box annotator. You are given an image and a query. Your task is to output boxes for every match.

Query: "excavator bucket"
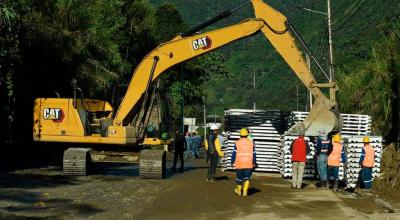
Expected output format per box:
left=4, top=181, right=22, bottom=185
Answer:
left=287, top=97, right=341, bottom=136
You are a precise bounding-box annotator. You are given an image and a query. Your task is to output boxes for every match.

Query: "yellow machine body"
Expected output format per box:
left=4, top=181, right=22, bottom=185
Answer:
left=33, top=0, right=339, bottom=146
left=33, top=98, right=137, bottom=145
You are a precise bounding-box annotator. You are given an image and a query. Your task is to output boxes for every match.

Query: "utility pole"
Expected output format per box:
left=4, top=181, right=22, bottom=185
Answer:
left=202, top=96, right=206, bottom=141
left=327, top=0, right=336, bottom=102
left=296, top=2, right=336, bottom=103
left=180, top=64, right=184, bottom=134
left=296, top=84, right=299, bottom=111
left=253, top=71, right=256, bottom=111
left=306, top=54, right=313, bottom=110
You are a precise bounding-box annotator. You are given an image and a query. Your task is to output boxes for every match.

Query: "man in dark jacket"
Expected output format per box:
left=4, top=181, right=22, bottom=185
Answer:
left=290, top=131, right=310, bottom=189
left=172, top=131, right=186, bottom=173
left=315, top=130, right=331, bottom=188
left=205, top=124, right=224, bottom=182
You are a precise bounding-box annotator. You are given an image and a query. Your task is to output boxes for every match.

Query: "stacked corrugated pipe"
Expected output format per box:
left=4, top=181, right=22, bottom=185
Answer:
left=222, top=109, right=289, bottom=172
left=223, top=109, right=382, bottom=189
left=341, top=136, right=383, bottom=188
left=281, top=112, right=382, bottom=188
left=289, top=111, right=372, bottom=136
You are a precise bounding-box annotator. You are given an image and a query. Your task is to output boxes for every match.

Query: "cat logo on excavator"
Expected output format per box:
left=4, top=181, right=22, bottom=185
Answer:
left=43, top=108, right=65, bottom=122
left=192, top=36, right=212, bottom=50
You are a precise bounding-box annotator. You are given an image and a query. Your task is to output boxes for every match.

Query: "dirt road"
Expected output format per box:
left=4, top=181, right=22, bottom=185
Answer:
left=0, top=159, right=399, bottom=220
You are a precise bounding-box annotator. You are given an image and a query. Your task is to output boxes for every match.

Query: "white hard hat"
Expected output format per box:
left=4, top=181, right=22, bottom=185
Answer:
left=210, top=124, right=219, bottom=130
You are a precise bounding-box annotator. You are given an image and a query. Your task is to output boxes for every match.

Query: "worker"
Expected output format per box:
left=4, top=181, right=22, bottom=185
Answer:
left=359, top=136, right=375, bottom=191
left=247, top=129, right=254, bottom=142
left=172, top=130, right=186, bottom=173
left=328, top=133, right=346, bottom=191
left=205, top=124, right=224, bottom=182
left=315, top=130, right=331, bottom=188
left=231, top=128, right=256, bottom=196
left=184, top=132, right=192, bottom=159
left=290, top=130, right=310, bottom=189
left=191, top=131, right=201, bottom=159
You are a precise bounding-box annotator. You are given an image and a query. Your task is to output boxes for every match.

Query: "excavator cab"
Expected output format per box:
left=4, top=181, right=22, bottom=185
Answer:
left=33, top=0, right=341, bottom=178
left=33, top=98, right=114, bottom=140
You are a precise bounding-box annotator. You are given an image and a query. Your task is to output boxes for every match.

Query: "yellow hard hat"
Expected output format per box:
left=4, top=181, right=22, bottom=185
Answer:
left=239, top=128, right=249, bottom=137
left=363, top=136, right=370, bottom=143
left=333, top=133, right=341, bottom=142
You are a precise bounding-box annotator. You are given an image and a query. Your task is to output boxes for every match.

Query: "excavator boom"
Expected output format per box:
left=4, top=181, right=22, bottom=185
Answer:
left=32, top=0, right=340, bottom=178
left=113, top=19, right=266, bottom=126
left=114, top=0, right=339, bottom=136
left=251, top=0, right=339, bottom=135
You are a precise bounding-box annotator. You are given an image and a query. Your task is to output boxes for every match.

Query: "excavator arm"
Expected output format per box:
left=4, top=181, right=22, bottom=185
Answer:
left=251, top=0, right=339, bottom=135
left=114, top=0, right=339, bottom=136
left=113, top=18, right=266, bottom=126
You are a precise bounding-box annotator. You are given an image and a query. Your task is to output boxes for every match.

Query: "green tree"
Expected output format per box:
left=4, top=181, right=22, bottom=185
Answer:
left=151, top=3, right=232, bottom=130
left=0, top=2, right=19, bottom=142
left=153, top=3, right=186, bottom=42
left=0, top=0, right=234, bottom=142
left=337, top=24, right=400, bottom=141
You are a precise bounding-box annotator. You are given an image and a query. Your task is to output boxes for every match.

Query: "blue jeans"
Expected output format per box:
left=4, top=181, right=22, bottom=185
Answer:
left=317, top=154, right=328, bottom=181
left=328, top=166, right=339, bottom=180
left=361, top=167, right=373, bottom=189
left=236, top=169, right=252, bottom=185
left=185, top=144, right=192, bottom=159
left=191, top=144, right=199, bottom=158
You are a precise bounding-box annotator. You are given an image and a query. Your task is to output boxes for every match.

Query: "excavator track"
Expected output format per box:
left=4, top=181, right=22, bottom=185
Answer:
left=139, top=149, right=172, bottom=179
left=63, top=148, right=92, bottom=176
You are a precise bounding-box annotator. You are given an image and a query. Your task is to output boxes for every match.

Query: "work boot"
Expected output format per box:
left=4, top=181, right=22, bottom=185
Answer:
left=333, top=180, right=339, bottom=192
left=323, top=181, right=328, bottom=189
left=242, top=180, right=250, bottom=197
left=234, top=185, right=242, bottom=196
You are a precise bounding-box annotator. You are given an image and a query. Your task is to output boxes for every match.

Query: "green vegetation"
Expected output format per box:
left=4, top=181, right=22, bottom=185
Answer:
left=337, top=22, right=400, bottom=142
left=0, top=0, right=226, bottom=142
left=150, top=0, right=399, bottom=142
left=0, top=0, right=399, bottom=144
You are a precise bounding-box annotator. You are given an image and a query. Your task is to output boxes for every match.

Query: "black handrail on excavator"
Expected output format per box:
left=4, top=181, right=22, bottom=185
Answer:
left=181, top=1, right=251, bottom=37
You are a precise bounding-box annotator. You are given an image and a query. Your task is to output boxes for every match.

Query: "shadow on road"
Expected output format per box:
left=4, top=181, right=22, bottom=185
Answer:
left=248, top=187, right=261, bottom=196
left=0, top=188, right=104, bottom=219
left=0, top=172, right=78, bottom=189
left=215, top=176, right=230, bottom=181
left=91, top=163, right=139, bottom=177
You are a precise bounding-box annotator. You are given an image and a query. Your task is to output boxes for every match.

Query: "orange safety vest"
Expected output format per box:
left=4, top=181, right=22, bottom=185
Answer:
left=362, top=144, right=375, bottom=168
left=234, top=138, right=254, bottom=169
left=328, top=141, right=342, bottom=167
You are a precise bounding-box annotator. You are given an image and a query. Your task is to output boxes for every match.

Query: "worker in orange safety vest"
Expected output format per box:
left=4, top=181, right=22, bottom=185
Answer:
left=359, top=136, right=375, bottom=190
left=328, top=133, right=346, bottom=191
left=231, top=128, right=256, bottom=197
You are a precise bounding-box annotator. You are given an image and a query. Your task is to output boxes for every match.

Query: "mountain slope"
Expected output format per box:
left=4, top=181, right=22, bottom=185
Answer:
left=149, top=0, right=399, bottom=116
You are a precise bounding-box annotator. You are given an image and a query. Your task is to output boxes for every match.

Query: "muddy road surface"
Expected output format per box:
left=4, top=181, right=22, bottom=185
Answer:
left=1, top=159, right=399, bottom=220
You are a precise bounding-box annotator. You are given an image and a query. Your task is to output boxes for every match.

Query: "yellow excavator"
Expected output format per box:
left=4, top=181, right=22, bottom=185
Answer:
left=33, top=0, right=340, bottom=178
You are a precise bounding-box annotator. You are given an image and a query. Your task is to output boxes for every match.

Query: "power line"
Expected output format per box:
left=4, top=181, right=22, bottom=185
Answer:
left=332, top=0, right=352, bottom=17
left=333, top=0, right=370, bottom=34
left=340, top=1, right=393, bottom=46
left=312, top=22, right=329, bottom=79
left=332, top=0, right=366, bottom=26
